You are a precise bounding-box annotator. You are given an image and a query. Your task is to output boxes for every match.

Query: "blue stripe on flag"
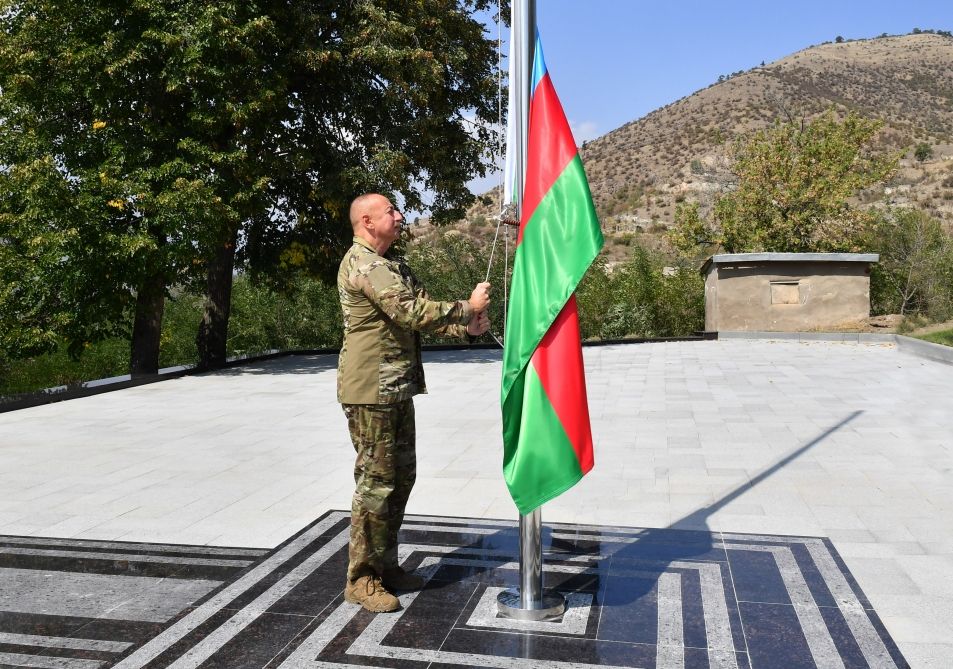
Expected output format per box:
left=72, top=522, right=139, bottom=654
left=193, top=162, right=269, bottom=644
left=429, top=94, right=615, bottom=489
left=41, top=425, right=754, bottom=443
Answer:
left=531, top=32, right=547, bottom=93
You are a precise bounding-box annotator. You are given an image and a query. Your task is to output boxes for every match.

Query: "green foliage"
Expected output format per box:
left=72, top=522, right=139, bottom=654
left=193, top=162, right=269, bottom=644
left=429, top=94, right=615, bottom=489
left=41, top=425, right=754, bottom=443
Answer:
left=670, top=111, right=898, bottom=255
left=0, top=0, right=503, bottom=368
left=158, top=292, right=203, bottom=367
left=914, top=142, right=934, bottom=161
left=668, top=202, right=712, bottom=258
left=577, top=247, right=705, bottom=340
left=226, top=275, right=342, bottom=354
left=0, top=273, right=344, bottom=396
left=865, top=208, right=953, bottom=319
left=0, top=338, right=131, bottom=396
left=403, top=228, right=705, bottom=344
left=0, top=234, right=709, bottom=396
left=0, top=0, right=277, bottom=361
left=404, top=230, right=509, bottom=344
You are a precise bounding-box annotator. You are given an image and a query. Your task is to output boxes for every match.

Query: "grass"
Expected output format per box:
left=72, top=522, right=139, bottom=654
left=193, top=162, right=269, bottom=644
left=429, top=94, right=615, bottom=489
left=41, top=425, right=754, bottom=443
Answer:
left=915, top=327, right=953, bottom=347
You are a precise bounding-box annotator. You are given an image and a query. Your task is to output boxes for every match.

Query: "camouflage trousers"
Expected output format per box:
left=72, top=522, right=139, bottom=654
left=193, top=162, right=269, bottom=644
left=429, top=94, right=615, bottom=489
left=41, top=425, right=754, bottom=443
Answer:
left=342, top=400, right=416, bottom=582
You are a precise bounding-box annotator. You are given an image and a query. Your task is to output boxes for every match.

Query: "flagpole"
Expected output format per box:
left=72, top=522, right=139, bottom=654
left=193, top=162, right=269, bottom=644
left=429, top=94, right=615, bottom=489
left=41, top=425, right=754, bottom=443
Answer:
left=497, top=0, right=565, bottom=623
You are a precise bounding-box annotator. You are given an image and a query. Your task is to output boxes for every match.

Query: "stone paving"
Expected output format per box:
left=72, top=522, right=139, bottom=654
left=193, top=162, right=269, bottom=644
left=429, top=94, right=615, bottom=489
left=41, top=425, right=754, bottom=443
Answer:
left=0, top=339, right=951, bottom=667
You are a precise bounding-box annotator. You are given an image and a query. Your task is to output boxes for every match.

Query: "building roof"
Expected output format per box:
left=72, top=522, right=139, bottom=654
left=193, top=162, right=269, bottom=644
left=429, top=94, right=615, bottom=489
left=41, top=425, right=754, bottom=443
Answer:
left=701, top=252, right=879, bottom=274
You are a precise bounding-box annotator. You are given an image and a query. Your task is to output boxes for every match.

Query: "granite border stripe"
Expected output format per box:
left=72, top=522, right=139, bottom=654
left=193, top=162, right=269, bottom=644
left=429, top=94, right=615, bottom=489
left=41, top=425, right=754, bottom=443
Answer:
left=802, top=542, right=899, bottom=668
left=110, top=511, right=347, bottom=669
left=164, top=530, right=349, bottom=669
left=655, top=572, right=684, bottom=669
left=0, top=651, right=106, bottom=668
left=0, top=633, right=131, bottom=653
left=0, top=548, right=252, bottom=568
left=694, top=562, right=739, bottom=669
left=719, top=536, right=897, bottom=667
left=0, top=537, right=267, bottom=558
left=725, top=542, right=888, bottom=669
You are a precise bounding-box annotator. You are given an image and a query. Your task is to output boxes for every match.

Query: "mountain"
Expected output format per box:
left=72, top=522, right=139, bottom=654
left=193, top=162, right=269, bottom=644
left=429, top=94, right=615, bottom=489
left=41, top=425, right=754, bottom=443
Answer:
left=578, top=32, right=953, bottom=233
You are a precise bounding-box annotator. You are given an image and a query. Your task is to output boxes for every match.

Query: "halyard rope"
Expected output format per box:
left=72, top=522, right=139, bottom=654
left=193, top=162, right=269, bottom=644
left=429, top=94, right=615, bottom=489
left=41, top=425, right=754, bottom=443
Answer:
left=482, top=0, right=508, bottom=349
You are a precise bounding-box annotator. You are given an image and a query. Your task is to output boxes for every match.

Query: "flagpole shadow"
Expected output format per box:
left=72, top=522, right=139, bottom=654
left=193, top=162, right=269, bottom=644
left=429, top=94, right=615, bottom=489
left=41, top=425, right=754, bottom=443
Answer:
left=582, top=409, right=864, bottom=606
left=415, top=410, right=863, bottom=613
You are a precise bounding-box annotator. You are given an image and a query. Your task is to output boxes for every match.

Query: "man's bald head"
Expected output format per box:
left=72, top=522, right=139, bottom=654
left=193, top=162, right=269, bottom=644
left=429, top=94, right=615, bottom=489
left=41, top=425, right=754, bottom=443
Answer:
left=350, top=193, right=388, bottom=231
left=349, top=193, right=403, bottom=254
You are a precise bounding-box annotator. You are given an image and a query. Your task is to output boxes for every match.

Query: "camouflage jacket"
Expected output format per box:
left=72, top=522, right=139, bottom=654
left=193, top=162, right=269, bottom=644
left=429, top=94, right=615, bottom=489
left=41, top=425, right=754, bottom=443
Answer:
left=337, top=236, right=473, bottom=404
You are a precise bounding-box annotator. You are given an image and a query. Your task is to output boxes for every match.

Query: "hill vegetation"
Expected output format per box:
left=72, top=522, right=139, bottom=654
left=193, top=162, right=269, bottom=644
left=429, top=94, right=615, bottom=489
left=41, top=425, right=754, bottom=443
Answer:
left=580, top=32, right=953, bottom=230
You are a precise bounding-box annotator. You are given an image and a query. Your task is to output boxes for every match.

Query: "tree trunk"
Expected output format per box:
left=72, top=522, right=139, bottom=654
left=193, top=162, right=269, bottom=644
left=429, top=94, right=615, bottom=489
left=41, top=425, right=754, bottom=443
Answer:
left=197, top=230, right=238, bottom=369
left=129, top=273, right=166, bottom=377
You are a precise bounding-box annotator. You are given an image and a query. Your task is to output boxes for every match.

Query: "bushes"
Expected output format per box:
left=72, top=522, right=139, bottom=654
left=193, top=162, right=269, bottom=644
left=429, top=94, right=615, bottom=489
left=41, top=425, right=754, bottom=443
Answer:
left=0, top=338, right=130, bottom=395
left=1, top=275, right=344, bottom=396
left=226, top=276, right=342, bottom=355
left=405, top=231, right=508, bottom=344
left=577, top=246, right=705, bottom=340
left=866, top=209, right=953, bottom=320
left=409, top=228, right=706, bottom=344
left=1, top=233, right=707, bottom=396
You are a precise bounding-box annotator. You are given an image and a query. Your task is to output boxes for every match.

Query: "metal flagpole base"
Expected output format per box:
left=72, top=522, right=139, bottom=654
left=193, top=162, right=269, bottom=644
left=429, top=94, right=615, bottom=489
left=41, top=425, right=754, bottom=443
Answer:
left=496, top=505, right=565, bottom=622
left=496, top=587, right=566, bottom=622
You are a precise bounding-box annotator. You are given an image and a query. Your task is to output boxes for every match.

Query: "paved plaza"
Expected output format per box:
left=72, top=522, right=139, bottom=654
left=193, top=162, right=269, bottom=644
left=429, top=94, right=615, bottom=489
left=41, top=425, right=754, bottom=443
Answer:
left=0, top=339, right=951, bottom=667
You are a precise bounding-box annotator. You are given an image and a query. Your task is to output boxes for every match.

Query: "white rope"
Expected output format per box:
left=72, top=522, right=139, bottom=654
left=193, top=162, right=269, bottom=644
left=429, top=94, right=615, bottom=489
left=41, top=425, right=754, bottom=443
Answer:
left=484, top=219, right=501, bottom=283
left=503, top=214, right=509, bottom=341
left=480, top=0, right=507, bottom=349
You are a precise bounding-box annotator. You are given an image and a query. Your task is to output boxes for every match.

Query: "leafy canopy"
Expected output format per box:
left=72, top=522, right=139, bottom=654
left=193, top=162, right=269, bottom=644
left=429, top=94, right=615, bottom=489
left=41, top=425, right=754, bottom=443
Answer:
left=0, top=0, right=504, bottom=359
left=670, top=110, right=898, bottom=255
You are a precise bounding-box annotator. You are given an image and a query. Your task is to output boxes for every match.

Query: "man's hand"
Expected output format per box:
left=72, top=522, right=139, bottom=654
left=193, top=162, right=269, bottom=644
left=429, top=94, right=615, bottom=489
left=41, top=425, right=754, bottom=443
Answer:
left=468, top=281, right=491, bottom=313
left=466, top=311, right=491, bottom=337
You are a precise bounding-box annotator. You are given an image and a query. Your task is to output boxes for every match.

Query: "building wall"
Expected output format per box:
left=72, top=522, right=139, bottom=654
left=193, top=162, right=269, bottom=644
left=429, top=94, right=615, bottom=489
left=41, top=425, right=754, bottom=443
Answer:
left=705, top=261, right=872, bottom=332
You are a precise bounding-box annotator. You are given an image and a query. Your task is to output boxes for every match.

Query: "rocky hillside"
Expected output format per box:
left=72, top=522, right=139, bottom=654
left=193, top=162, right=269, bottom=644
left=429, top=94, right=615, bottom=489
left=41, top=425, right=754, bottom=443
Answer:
left=580, top=32, right=953, bottom=232
left=455, top=32, right=953, bottom=259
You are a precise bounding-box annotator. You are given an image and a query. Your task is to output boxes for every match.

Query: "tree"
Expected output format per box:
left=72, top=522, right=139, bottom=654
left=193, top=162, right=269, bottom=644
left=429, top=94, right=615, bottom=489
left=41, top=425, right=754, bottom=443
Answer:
left=0, top=0, right=503, bottom=373
left=669, top=110, right=897, bottom=255
left=914, top=142, right=933, bottom=162
left=867, top=208, right=953, bottom=318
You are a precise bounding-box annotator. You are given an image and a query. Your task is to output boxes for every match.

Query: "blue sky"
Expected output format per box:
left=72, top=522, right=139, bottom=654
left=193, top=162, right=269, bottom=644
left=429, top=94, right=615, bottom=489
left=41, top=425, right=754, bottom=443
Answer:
left=465, top=0, right=952, bottom=197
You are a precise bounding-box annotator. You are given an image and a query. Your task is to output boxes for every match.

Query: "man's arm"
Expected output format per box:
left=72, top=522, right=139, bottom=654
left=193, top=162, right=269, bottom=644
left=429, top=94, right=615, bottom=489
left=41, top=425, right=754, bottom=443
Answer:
left=357, top=261, right=475, bottom=333
left=414, top=279, right=491, bottom=341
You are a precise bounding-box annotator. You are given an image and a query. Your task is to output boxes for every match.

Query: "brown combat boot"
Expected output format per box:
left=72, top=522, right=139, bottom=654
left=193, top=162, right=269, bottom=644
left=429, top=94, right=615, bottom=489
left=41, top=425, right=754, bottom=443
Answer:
left=344, top=575, right=400, bottom=612
left=382, top=566, right=425, bottom=592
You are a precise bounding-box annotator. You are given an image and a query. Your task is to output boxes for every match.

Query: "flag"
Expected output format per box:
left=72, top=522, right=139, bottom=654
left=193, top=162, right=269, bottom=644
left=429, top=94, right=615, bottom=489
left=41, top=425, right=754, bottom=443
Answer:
left=501, top=34, right=604, bottom=515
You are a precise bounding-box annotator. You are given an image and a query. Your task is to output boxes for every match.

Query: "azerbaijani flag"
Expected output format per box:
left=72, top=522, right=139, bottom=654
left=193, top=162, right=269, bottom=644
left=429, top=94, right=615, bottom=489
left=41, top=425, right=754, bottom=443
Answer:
left=501, top=34, right=604, bottom=515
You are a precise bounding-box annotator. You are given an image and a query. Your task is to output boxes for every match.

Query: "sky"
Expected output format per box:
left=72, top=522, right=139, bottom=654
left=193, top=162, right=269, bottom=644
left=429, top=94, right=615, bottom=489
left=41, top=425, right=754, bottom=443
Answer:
left=464, top=0, right=952, bottom=198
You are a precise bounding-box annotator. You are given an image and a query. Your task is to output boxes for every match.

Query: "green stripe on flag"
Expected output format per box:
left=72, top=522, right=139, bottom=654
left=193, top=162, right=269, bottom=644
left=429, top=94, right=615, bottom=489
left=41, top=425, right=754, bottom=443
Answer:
left=503, top=361, right=584, bottom=515
left=502, top=155, right=603, bottom=400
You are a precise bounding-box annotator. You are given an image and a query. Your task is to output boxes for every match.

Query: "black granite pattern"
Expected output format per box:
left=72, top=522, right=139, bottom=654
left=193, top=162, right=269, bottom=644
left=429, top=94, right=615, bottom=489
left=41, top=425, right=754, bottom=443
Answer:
left=0, top=511, right=908, bottom=668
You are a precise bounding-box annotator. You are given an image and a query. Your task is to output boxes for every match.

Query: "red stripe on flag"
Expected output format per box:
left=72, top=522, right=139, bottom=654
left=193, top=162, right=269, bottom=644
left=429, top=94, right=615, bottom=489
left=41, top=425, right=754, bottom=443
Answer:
left=519, top=72, right=578, bottom=244
left=529, top=294, right=594, bottom=473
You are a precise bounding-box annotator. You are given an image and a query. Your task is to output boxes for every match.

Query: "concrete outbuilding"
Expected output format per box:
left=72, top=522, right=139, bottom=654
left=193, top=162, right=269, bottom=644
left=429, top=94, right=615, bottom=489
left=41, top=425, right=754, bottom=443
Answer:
left=701, top=252, right=879, bottom=332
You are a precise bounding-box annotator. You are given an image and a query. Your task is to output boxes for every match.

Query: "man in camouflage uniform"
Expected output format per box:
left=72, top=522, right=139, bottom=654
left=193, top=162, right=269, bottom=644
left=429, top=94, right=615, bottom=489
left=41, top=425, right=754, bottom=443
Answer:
left=338, top=193, right=491, bottom=612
